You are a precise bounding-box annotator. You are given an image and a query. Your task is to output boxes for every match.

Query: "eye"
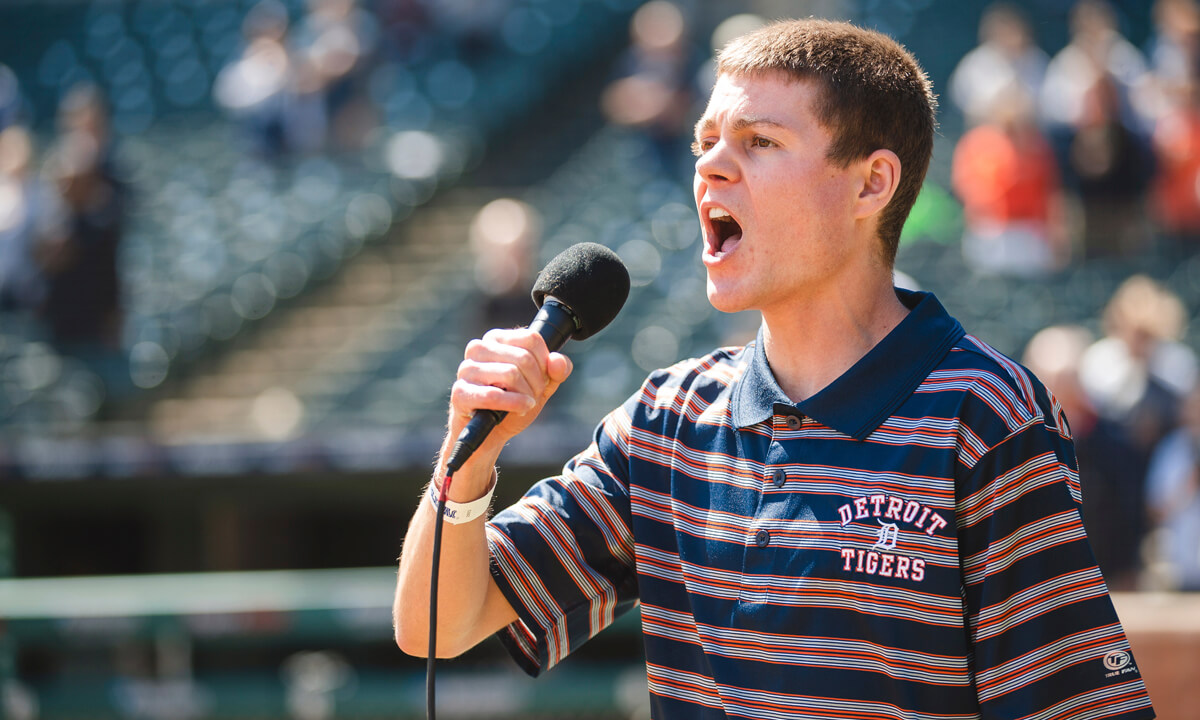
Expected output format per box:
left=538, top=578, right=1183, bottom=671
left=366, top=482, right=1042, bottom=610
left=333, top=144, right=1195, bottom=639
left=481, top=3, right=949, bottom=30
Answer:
left=691, top=138, right=715, bottom=157
left=751, top=136, right=775, bottom=149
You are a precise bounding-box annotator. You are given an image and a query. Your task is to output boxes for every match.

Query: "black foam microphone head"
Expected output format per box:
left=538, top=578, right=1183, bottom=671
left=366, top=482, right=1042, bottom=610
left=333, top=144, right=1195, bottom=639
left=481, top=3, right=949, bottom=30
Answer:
left=531, top=242, right=631, bottom=341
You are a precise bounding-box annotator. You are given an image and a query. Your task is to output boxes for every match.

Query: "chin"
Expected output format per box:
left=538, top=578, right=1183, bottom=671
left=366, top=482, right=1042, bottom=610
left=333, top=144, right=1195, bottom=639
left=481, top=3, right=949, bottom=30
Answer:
left=705, top=283, right=751, bottom=315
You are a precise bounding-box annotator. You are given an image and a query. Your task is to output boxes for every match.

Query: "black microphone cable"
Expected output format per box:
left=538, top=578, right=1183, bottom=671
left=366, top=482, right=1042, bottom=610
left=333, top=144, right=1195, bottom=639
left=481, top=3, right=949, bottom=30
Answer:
left=427, top=470, right=453, bottom=720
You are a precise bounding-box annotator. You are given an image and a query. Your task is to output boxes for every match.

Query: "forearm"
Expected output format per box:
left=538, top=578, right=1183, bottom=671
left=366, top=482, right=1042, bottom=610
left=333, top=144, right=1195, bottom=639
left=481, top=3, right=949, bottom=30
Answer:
left=393, top=447, right=510, bottom=658
left=394, top=327, right=569, bottom=656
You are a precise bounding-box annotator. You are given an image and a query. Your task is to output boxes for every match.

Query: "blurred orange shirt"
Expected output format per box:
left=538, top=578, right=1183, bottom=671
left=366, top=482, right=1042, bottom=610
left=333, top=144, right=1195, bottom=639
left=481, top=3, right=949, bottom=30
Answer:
left=952, top=124, right=1059, bottom=224
left=1153, top=108, right=1200, bottom=233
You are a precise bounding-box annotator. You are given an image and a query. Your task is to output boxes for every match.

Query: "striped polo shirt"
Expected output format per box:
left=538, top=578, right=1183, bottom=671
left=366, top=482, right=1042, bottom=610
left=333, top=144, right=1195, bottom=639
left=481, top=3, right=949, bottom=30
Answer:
left=486, top=289, right=1155, bottom=720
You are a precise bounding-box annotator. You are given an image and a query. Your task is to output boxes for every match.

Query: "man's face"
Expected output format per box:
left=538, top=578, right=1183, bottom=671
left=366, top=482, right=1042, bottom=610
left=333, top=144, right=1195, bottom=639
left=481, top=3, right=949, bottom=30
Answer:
left=693, top=71, right=864, bottom=317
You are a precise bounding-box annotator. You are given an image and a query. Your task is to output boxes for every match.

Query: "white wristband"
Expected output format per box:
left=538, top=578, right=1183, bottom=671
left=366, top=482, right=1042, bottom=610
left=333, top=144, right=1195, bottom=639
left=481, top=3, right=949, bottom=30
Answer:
left=427, top=474, right=496, bottom=525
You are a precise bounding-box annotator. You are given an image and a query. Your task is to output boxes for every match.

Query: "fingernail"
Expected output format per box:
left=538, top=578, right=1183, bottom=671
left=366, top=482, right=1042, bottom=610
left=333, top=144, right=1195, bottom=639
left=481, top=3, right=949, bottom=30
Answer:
left=524, top=397, right=536, bottom=411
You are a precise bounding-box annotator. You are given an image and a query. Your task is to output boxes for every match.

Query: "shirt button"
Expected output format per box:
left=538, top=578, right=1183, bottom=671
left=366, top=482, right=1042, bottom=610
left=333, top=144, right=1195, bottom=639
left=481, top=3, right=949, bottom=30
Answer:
left=754, top=529, right=770, bottom=547
left=784, top=414, right=802, bottom=430
left=771, top=469, right=787, bottom=488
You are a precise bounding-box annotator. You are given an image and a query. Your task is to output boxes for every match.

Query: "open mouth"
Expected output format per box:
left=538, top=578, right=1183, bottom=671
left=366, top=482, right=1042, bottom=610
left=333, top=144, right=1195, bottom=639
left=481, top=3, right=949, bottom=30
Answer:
left=707, top=207, right=743, bottom=254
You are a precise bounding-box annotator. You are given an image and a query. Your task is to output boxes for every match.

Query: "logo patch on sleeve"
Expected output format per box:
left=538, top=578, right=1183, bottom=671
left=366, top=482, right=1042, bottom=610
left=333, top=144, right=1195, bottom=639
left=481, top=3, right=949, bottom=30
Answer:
left=1103, top=649, right=1137, bottom=678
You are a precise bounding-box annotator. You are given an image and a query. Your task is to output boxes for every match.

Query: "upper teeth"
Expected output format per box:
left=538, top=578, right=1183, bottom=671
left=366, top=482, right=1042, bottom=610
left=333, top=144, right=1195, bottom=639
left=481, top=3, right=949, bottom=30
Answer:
left=708, top=207, right=732, bottom=220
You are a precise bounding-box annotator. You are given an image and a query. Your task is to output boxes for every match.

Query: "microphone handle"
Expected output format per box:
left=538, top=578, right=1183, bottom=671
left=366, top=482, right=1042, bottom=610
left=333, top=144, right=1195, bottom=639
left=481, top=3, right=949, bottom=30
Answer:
left=444, top=298, right=579, bottom=474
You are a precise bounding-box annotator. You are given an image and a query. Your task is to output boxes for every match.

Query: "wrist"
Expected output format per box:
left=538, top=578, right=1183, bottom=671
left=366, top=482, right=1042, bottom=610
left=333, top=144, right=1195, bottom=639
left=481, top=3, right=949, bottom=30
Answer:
left=428, top=469, right=498, bottom=524
left=432, top=466, right=498, bottom=503
left=436, top=433, right=501, bottom=500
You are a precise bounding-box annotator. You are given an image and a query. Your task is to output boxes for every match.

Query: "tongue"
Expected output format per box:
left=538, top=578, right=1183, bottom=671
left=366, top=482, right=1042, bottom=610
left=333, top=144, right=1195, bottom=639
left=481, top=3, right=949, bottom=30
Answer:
left=718, top=232, right=742, bottom=254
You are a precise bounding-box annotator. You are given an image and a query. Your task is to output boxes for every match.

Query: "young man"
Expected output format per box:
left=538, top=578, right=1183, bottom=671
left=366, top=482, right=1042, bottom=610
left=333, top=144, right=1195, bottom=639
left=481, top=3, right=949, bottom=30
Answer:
left=394, top=19, right=1156, bottom=719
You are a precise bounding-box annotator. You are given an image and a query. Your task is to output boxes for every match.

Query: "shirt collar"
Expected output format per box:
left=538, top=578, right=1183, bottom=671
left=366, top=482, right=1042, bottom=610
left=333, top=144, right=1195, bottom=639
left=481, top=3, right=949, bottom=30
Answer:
left=731, top=289, right=965, bottom=439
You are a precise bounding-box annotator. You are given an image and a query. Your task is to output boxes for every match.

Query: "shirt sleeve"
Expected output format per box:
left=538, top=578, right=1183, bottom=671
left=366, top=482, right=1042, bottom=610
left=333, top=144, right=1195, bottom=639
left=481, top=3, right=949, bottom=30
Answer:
left=485, top=401, right=640, bottom=677
left=958, top=417, right=1156, bottom=719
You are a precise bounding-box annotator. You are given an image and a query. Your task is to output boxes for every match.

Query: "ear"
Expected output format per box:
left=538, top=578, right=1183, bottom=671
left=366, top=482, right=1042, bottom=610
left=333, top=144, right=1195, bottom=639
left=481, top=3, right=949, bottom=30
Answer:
left=854, top=149, right=901, bottom=221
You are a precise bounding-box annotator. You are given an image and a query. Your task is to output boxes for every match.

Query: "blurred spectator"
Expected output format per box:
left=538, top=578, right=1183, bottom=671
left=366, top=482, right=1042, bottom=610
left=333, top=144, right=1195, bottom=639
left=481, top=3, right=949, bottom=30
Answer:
left=601, top=1, right=696, bottom=176
left=214, top=0, right=310, bottom=157
left=1144, top=383, right=1200, bottom=590
left=0, top=126, right=55, bottom=313
left=1146, top=0, right=1200, bottom=102
left=1147, top=1, right=1200, bottom=252
left=36, top=86, right=126, bottom=357
left=216, top=0, right=381, bottom=156
left=1151, top=77, right=1200, bottom=251
left=1024, top=324, right=1146, bottom=590
left=467, top=198, right=540, bottom=336
left=58, top=83, right=116, bottom=172
left=1079, top=275, right=1196, bottom=457
left=1040, top=0, right=1156, bottom=258
left=1041, top=0, right=1152, bottom=133
left=948, top=3, right=1049, bottom=127
left=952, top=83, right=1067, bottom=276
left=291, top=0, right=380, bottom=150
left=1067, top=72, right=1156, bottom=258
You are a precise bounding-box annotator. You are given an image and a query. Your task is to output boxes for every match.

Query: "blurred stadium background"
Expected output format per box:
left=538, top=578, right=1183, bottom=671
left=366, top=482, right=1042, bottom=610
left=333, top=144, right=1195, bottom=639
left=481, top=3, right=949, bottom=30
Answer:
left=0, top=0, right=1198, bottom=717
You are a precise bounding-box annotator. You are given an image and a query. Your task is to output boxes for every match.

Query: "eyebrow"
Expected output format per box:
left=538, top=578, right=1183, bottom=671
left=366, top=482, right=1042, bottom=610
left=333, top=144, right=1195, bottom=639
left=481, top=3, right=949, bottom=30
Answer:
left=693, top=115, right=789, bottom=140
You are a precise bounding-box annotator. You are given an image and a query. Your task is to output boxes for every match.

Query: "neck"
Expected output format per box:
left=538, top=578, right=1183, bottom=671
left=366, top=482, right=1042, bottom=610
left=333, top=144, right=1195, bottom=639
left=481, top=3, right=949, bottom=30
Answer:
left=761, top=280, right=910, bottom=402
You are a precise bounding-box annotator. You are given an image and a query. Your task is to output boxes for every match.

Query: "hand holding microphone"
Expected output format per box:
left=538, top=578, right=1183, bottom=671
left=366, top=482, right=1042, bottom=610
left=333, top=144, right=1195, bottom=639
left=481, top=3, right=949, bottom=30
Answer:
left=439, top=242, right=632, bottom=487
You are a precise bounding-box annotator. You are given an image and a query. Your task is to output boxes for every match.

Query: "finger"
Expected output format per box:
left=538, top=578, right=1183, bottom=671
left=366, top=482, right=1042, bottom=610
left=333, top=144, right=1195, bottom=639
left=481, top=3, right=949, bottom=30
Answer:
left=478, top=327, right=551, bottom=364
left=467, top=330, right=552, bottom=397
left=463, top=340, right=549, bottom=388
left=450, top=378, right=537, bottom=418
left=457, top=358, right=540, bottom=400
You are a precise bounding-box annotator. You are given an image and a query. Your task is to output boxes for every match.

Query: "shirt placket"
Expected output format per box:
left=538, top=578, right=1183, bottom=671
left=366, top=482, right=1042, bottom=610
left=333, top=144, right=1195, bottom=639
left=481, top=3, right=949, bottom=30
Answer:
left=737, top=409, right=805, bottom=605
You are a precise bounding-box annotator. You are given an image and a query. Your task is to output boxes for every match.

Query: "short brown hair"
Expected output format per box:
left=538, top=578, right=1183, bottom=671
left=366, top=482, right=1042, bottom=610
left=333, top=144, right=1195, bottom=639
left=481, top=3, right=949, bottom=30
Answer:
left=716, top=19, right=937, bottom=265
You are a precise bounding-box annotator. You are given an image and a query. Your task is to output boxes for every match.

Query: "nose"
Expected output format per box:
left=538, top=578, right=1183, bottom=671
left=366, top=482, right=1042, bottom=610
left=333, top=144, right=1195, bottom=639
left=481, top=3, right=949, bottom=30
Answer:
left=694, top=140, right=739, bottom=185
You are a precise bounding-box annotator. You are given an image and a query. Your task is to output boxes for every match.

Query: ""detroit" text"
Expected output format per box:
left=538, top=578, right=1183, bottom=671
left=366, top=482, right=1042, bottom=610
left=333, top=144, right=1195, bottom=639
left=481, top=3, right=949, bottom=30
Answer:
left=837, top=494, right=948, bottom=536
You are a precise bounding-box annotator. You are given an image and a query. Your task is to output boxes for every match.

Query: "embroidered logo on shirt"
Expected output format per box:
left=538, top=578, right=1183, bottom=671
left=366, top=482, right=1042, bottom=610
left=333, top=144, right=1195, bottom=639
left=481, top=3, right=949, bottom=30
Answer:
left=872, top=521, right=900, bottom=551
left=837, top=494, right=948, bottom=536
left=837, top=494, right=946, bottom=584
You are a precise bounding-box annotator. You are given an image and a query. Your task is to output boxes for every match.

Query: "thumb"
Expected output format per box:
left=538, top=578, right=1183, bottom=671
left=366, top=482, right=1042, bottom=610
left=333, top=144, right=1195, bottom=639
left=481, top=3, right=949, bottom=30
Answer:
left=547, top=352, right=573, bottom=386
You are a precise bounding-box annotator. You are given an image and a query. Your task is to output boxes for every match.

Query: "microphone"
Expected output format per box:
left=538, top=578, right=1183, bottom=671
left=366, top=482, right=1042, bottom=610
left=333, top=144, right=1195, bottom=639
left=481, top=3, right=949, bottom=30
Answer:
left=444, top=242, right=631, bottom=473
